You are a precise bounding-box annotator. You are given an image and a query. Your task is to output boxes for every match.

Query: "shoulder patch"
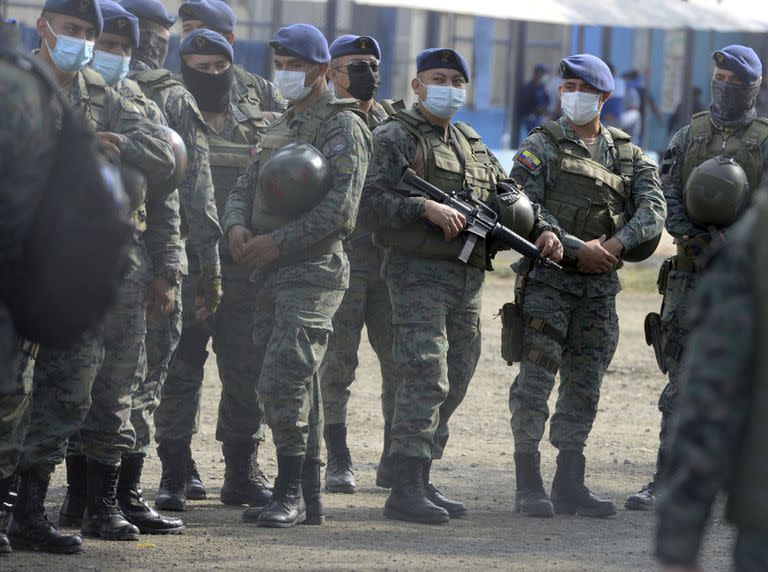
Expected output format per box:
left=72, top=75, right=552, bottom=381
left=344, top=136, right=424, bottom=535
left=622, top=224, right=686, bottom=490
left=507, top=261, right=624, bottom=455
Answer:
left=120, top=97, right=140, bottom=115
left=515, top=149, right=543, bottom=175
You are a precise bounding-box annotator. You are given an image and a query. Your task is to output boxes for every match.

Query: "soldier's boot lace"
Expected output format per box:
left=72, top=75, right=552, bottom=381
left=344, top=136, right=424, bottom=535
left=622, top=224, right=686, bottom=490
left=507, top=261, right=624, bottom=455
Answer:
left=117, top=454, right=184, bottom=534
left=248, top=455, right=306, bottom=528
left=384, top=455, right=450, bottom=525
left=81, top=460, right=140, bottom=541
left=185, top=456, right=207, bottom=500
left=423, top=460, right=467, bottom=518
left=221, top=440, right=273, bottom=507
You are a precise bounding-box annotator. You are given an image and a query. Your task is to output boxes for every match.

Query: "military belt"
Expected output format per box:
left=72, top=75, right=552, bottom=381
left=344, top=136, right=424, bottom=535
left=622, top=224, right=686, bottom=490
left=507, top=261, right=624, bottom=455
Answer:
left=274, top=238, right=343, bottom=268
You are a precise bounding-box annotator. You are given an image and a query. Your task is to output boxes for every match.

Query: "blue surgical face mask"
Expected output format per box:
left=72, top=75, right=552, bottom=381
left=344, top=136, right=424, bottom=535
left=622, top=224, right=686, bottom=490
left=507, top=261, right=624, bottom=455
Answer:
left=418, top=80, right=466, bottom=118
left=45, top=21, right=94, bottom=72
left=91, top=50, right=131, bottom=85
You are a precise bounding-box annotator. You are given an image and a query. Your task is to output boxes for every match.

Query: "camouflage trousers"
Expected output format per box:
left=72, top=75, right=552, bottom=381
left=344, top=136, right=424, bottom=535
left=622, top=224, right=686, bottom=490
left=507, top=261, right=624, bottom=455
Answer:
left=319, top=240, right=400, bottom=426
left=128, top=280, right=183, bottom=455
left=254, top=265, right=345, bottom=457
left=383, top=253, right=484, bottom=461
left=657, top=269, right=699, bottom=454
left=509, top=279, right=619, bottom=453
left=0, top=345, right=35, bottom=479
left=154, top=257, right=265, bottom=446
left=67, top=277, right=149, bottom=466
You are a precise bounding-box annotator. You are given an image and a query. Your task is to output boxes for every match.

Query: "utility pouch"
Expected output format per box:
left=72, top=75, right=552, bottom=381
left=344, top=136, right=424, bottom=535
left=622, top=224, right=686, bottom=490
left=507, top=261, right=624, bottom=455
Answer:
left=657, top=257, right=672, bottom=295
left=500, top=302, right=524, bottom=365
left=644, top=312, right=667, bottom=374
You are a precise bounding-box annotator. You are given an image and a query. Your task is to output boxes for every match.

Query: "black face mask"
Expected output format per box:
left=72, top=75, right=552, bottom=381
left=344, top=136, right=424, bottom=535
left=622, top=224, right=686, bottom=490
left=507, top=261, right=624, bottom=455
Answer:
left=181, top=61, right=234, bottom=113
left=345, top=61, right=381, bottom=102
left=710, top=79, right=760, bottom=126
left=134, top=27, right=169, bottom=70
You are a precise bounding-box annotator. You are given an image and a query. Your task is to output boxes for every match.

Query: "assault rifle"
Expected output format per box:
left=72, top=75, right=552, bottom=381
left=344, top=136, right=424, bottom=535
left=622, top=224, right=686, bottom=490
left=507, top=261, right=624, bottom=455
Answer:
left=395, top=168, right=562, bottom=271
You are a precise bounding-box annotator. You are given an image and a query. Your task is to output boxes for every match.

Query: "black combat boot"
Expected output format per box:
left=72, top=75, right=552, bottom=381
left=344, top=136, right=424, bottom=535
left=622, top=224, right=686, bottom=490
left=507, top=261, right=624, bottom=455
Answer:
left=117, top=455, right=184, bottom=534
left=375, top=421, right=395, bottom=489
left=0, top=476, right=15, bottom=555
left=324, top=424, right=356, bottom=494
left=59, top=455, right=88, bottom=527
left=7, top=465, right=84, bottom=553
left=514, top=451, right=554, bottom=517
left=220, top=440, right=273, bottom=507
left=422, top=460, right=467, bottom=518
left=81, top=460, right=140, bottom=541
left=384, top=456, right=450, bottom=524
left=625, top=449, right=665, bottom=511
left=155, top=440, right=188, bottom=512
left=301, top=457, right=324, bottom=525
left=251, top=455, right=305, bottom=528
left=186, top=455, right=206, bottom=501
left=550, top=451, right=617, bottom=518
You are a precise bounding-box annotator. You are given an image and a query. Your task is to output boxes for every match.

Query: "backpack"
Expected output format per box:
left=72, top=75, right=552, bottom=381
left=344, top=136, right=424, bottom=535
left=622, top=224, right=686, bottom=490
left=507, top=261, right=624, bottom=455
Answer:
left=0, top=32, right=132, bottom=348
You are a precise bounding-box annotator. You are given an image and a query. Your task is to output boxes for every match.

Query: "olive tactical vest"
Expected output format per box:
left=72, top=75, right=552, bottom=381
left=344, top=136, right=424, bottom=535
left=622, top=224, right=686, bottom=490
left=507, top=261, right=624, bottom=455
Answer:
left=537, top=121, right=633, bottom=245
left=76, top=67, right=111, bottom=131
left=375, top=109, right=499, bottom=269
left=726, top=194, right=768, bottom=533
left=132, top=67, right=207, bottom=131
left=682, top=111, right=768, bottom=191
left=250, top=96, right=364, bottom=254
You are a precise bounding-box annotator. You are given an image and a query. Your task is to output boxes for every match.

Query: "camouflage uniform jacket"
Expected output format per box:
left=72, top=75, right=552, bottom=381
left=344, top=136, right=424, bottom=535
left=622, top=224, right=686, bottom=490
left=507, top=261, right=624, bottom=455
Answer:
left=115, top=77, right=182, bottom=283
left=222, top=90, right=372, bottom=280
left=511, top=115, right=665, bottom=297
left=232, top=64, right=286, bottom=113
left=660, top=121, right=768, bottom=241
left=655, top=202, right=761, bottom=566
left=129, top=59, right=221, bottom=276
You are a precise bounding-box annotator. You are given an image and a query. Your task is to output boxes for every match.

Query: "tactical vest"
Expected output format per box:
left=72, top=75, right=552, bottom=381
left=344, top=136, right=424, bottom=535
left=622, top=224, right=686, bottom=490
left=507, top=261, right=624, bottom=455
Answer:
left=682, top=111, right=768, bottom=191
left=132, top=67, right=207, bottom=129
left=233, top=64, right=265, bottom=107
left=249, top=96, right=365, bottom=260
left=75, top=67, right=110, bottom=131
left=375, top=109, right=499, bottom=269
left=537, top=121, right=633, bottom=247
left=726, top=194, right=768, bottom=533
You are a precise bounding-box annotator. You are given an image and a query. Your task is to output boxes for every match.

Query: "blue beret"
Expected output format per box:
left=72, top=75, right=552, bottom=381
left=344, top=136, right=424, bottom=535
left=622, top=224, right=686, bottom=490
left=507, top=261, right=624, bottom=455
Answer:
left=120, top=0, right=176, bottom=30
left=271, top=24, right=330, bottom=65
left=98, top=0, right=139, bottom=48
left=3, top=17, right=18, bottom=25
left=178, top=0, right=235, bottom=34
left=329, top=35, right=380, bottom=60
left=43, top=0, right=103, bottom=36
left=560, top=54, right=615, bottom=92
left=416, top=48, right=470, bottom=82
left=713, top=45, right=762, bottom=84
left=180, top=28, right=233, bottom=62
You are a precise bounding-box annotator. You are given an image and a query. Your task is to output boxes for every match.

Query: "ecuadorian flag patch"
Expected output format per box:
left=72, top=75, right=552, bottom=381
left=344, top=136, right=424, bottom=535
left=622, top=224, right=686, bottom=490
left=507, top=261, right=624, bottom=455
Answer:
left=515, top=149, right=543, bottom=175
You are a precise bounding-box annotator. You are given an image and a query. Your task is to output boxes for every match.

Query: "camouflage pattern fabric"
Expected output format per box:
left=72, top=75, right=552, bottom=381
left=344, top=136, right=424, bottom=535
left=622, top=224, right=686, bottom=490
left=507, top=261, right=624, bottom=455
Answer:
left=0, top=347, right=33, bottom=479
left=507, top=115, right=664, bottom=455
left=655, top=205, right=766, bottom=568
left=232, top=64, right=286, bottom=114
left=223, top=92, right=372, bottom=456
left=508, top=278, right=619, bottom=453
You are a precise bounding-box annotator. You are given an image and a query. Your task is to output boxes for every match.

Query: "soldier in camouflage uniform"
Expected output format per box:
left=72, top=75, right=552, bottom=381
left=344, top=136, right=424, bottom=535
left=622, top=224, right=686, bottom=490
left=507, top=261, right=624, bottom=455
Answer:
left=154, top=0, right=287, bottom=508
left=223, top=24, right=371, bottom=528
left=627, top=45, right=768, bottom=511
left=0, top=18, right=59, bottom=556
left=6, top=0, right=176, bottom=549
left=656, top=194, right=768, bottom=572
left=358, top=48, right=510, bottom=524
left=119, top=0, right=223, bottom=512
left=154, top=28, right=273, bottom=512
left=319, top=34, right=403, bottom=494
left=57, top=0, right=184, bottom=538
left=508, top=54, right=665, bottom=519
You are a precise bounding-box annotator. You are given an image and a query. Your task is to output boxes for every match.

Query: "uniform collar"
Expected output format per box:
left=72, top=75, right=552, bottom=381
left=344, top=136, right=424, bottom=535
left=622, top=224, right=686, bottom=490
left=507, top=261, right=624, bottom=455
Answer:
left=558, top=115, right=614, bottom=151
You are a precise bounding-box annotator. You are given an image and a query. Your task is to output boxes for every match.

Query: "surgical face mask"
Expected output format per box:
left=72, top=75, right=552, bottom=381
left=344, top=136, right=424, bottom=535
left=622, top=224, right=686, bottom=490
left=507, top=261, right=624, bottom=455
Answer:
left=711, top=79, right=759, bottom=121
left=419, top=81, right=466, bottom=119
left=274, top=69, right=315, bottom=102
left=45, top=21, right=94, bottom=72
left=91, top=50, right=131, bottom=85
left=561, top=91, right=602, bottom=125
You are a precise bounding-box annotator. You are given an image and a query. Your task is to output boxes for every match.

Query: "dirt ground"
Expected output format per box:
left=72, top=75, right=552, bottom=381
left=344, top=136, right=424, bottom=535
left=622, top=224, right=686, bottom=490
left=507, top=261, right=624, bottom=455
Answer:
left=7, top=251, right=734, bottom=571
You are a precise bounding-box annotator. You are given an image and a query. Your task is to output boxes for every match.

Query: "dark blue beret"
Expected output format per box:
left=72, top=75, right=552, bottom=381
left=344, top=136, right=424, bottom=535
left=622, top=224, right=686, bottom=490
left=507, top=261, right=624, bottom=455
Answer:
left=178, top=0, right=235, bottom=34
left=120, top=0, right=176, bottom=30
left=560, top=54, right=615, bottom=92
left=3, top=17, right=18, bottom=25
left=713, top=45, right=762, bottom=84
left=329, top=35, right=380, bottom=60
left=98, top=0, right=139, bottom=47
left=43, top=0, right=103, bottom=36
left=180, top=28, right=233, bottom=62
left=417, top=48, right=469, bottom=82
left=271, top=24, right=329, bottom=65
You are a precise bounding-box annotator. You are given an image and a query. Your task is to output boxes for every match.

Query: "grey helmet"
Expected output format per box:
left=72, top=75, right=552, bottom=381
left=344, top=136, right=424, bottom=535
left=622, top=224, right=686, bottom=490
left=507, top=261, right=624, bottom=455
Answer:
left=258, top=143, right=331, bottom=216
left=684, top=156, right=750, bottom=228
